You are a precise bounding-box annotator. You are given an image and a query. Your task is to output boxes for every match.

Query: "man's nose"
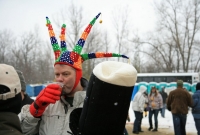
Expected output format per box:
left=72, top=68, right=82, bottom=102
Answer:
left=56, top=75, right=64, bottom=82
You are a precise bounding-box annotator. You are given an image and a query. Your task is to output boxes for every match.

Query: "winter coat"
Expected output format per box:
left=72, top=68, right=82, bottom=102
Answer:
left=20, top=78, right=88, bottom=135
left=167, top=88, right=192, bottom=115
left=148, top=93, right=163, bottom=110
left=132, top=86, right=148, bottom=112
left=192, top=90, right=200, bottom=118
left=21, top=91, right=86, bottom=135
left=21, top=94, right=34, bottom=109
left=0, top=112, right=23, bottom=135
left=160, top=89, right=168, bottom=104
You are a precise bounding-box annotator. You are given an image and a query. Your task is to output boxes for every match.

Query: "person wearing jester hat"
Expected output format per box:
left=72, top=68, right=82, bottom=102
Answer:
left=20, top=13, right=129, bottom=135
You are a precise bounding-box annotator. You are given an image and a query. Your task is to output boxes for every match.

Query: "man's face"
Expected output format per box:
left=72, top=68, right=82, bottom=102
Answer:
left=54, top=64, right=76, bottom=94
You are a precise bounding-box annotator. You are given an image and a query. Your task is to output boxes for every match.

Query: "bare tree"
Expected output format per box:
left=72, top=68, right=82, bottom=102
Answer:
left=53, top=2, right=84, bottom=49
left=82, top=27, right=102, bottom=79
left=129, top=0, right=200, bottom=73
left=0, top=30, right=15, bottom=63
left=153, top=0, right=200, bottom=72
left=130, top=35, right=176, bottom=72
left=111, top=5, right=132, bottom=61
left=10, top=30, right=42, bottom=83
left=34, top=41, right=54, bottom=83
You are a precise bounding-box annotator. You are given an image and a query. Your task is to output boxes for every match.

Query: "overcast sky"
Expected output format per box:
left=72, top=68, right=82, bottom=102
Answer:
left=0, top=0, right=157, bottom=40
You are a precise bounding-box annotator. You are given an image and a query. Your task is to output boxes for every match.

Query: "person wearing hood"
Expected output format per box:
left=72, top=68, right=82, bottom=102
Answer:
left=132, top=85, right=148, bottom=134
left=192, top=82, right=200, bottom=135
left=0, top=64, right=23, bottom=135
left=16, top=70, right=34, bottom=109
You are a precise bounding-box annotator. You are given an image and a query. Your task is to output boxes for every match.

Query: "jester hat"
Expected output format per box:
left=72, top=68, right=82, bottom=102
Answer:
left=46, top=12, right=129, bottom=91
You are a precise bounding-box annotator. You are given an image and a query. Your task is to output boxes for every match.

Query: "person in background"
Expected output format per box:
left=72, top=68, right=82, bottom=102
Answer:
left=16, top=70, right=34, bottom=109
left=148, top=86, right=163, bottom=132
left=167, top=80, right=193, bottom=135
left=132, top=85, right=148, bottom=134
left=0, top=64, right=23, bottom=135
left=192, top=82, right=200, bottom=135
left=159, top=87, right=168, bottom=118
left=143, top=91, right=149, bottom=117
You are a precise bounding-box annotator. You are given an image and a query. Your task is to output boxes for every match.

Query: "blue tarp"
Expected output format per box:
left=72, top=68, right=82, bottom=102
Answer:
left=131, top=85, right=138, bottom=101
left=157, top=82, right=168, bottom=91
left=183, top=82, right=191, bottom=91
left=191, top=83, right=197, bottom=93
left=26, top=84, right=44, bottom=97
left=169, top=82, right=177, bottom=88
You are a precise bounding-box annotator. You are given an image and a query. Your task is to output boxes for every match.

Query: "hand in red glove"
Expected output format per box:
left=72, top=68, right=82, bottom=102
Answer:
left=30, top=84, right=62, bottom=117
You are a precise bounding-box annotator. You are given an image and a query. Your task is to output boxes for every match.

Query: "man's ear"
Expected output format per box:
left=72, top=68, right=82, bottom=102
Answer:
left=21, top=91, right=25, bottom=100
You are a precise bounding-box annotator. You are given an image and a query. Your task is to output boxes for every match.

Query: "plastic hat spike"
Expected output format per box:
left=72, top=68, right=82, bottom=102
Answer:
left=73, top=13, right=101, bottom=55
left=46, top=12, right=129, bottom=71
left=59, top=24, right=67, bottom=52
left=46, top=17, right=61, bottom=60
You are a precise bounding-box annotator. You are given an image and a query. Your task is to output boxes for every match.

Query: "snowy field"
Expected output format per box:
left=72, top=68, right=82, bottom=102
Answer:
left=128, top=102, right=197, bottom=134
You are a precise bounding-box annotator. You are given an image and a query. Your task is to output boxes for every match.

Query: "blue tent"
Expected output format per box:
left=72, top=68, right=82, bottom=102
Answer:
left=157, top=82, right=168, bottom=91
left=183, top=82, right=191, bottom=92
left=26, top=85, right=34, bottom=97
left=26, top=84, right=43, bottom=97
left=131, top=84, right=138, bottom=101
left=34, top=85, right=43, bottom=96
left=169, top=82, right=177, bottom=88
left=191, top=83, right=197, bottom=93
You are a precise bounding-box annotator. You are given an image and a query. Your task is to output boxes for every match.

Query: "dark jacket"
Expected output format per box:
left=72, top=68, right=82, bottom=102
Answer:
left=167, top=88, right=192, bottom=114
left=192, top=90, right=200, bottom=114
left=21, top=94, right=34, bottom=109
left=0, top=112, right=23, bottom=135
left=160, top=90, right=168, bottom=104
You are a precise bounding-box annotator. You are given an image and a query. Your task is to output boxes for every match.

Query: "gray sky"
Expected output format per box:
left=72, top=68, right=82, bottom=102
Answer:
left=0, top=0, right=157, bottom=40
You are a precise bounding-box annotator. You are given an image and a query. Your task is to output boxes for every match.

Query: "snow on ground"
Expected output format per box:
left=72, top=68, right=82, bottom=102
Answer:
left=128, top=102, right=197, bottom=134
left=28, top=97, right=197, bottom=133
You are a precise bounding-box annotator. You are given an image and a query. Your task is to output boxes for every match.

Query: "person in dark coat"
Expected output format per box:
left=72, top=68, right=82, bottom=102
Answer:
left=192, top=82, right=200, bottom=135
left=159, top=87, right=168, bottom=118
left=167, top=80, right=193, bottom=135
left=0, top=64, right=23, bottom=135
left=16, top=70, right=34, bottom=109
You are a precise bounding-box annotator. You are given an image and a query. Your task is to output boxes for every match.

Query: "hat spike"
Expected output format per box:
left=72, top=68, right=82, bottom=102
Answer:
left=81, top=52, right=129, bottom=62
left=59, top=24, right=67, bottom=52
left=73, top=13, right=101, bottom=55
left=46, top=17, right=61, bottom=60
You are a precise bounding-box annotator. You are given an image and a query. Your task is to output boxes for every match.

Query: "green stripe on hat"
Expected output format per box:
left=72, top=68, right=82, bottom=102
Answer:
left=90, top=18, right=97, bottom=25
left=112, top=53, right=121, bottom=57
left=52, top=44, right=60, bottom=51
left=73, top=45, right=83, bottom=54
left=81, top=54, right=89, bottom=61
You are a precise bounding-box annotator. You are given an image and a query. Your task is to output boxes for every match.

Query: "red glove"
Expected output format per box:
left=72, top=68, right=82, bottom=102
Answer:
left=30, top=84, right=61, bottom=117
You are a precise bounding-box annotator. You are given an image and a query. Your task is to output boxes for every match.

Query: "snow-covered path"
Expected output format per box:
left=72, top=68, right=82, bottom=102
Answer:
left=128, top=102, right=197, bottom=134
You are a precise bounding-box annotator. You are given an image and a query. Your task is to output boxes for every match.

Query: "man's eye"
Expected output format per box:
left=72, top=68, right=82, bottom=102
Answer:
left=63, top=73, right=69, bottom=76
left=55, top=74, right=59, bottom=77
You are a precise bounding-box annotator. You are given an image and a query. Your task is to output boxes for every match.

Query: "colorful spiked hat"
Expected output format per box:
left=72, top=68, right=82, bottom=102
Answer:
left=46, top=12, right=129, bottom=91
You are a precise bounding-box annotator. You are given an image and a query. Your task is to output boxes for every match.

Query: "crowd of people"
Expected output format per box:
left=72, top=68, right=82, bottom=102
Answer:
left=131, top=80, right=200, bottom=135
